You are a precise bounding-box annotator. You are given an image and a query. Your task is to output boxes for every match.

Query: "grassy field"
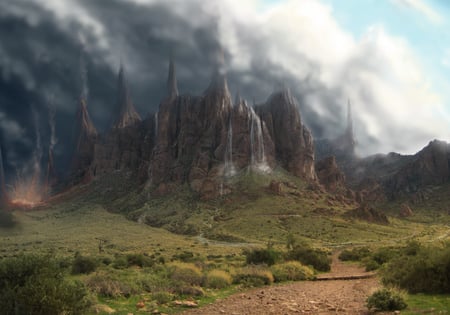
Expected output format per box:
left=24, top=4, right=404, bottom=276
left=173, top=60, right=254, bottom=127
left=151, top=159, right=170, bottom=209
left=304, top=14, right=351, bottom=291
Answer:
left=1, top=169, right=450, bottom=314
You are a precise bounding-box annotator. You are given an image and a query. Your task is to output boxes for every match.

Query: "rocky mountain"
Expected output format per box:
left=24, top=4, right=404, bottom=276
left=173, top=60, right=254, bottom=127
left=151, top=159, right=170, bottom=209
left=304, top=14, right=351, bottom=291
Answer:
left=68, top=58, right=317, bottom=199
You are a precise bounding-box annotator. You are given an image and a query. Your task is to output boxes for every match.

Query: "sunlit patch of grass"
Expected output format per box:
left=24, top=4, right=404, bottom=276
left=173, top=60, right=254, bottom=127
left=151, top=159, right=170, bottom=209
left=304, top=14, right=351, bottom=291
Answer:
left=403, top=294, right=450, bottom=314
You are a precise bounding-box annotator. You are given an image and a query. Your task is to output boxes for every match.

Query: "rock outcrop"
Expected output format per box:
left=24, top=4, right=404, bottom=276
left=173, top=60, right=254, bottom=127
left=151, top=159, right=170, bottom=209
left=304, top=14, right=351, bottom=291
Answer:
left=345, top=204, right=389, bottom=225
left=315, top=156, right=345, bottom=193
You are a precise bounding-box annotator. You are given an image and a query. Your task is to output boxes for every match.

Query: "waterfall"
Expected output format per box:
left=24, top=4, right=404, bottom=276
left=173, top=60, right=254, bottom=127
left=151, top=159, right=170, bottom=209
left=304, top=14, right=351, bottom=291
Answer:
left=249, top=107, right=270, bottom=173
left=224, top=115, right=236, bottom=177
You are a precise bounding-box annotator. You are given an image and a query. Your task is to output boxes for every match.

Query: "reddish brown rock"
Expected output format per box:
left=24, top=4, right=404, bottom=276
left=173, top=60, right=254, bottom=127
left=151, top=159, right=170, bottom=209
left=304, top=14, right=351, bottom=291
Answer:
left=399, top=203, right=413, bottom=217
left=315, top=156, right=345, bottom=193
left=268, top=180, right=283, bottom=195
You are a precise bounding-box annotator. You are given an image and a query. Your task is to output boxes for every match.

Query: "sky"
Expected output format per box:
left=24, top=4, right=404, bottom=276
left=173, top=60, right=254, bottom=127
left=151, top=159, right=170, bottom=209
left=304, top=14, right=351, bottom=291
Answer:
left=0, top=0, right=449, bottom=178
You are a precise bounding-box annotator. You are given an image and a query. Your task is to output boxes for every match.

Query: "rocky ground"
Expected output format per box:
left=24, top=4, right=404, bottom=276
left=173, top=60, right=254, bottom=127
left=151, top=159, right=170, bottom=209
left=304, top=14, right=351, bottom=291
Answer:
left=182, top=252, right=380, bottom=315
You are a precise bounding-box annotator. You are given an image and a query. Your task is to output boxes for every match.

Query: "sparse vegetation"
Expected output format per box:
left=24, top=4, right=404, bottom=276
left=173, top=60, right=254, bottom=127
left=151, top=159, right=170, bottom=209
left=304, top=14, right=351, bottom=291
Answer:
left=271, top=261, right=315, bottom=282
left=233, top=266, right=274, bottom=287
left=285, top=243, right=331, bottom=272
left=366, top=288, right=407, bottom=312
left=0, top=254, right=91, bottom=314
left=205, top=269, right=233, bottom=288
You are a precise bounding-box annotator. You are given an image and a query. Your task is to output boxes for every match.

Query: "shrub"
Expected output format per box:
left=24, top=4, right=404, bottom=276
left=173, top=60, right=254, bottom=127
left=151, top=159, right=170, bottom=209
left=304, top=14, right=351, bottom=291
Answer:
left=205, top=269, right=232, bottom=289
left=362, top=258, right=380, bottom=271
left=152, top=291, right=174, bottom=304
left=71, top=254, right=98, bottom=274
left=233, top=266, right=274, bottom=287
left=86, top=275, right=135, bottom=298
left=338, top=247, right=371, bottom=261
left=126, top=253, right=154, bottom=267
left=366, top=288, right=407, bottom=311
left=271, top=261, right=315, bottom=282
left=112, top=256, right=128, bottom=269
left=168, top=262, right=203, bottom=286
left=171, top=251, right=195, bottom=262
left=0, top=254, right=91, bottom=315
left=381, top=245, right=450, bottom=294
left=244, top=248, right=280, bottom=266
left=286, top=244, right=331, bottom=272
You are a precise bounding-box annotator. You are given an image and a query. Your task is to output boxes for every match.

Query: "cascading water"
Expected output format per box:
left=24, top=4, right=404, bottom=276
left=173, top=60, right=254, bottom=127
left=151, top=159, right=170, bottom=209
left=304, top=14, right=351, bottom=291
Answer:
left=249, top=107, right=270, bottom=173
left=224, top=115, right=236, bottom=177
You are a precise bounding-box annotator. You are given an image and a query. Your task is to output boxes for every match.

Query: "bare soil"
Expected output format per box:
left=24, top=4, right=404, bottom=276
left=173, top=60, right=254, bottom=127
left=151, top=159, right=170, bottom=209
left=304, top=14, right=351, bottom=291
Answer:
left=182, top=252, right=380, bottom=314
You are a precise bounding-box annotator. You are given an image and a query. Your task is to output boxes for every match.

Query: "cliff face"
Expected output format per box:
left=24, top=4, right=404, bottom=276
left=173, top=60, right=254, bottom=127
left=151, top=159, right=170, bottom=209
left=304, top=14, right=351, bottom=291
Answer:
left=384, top=140, right=450, bottom=198
left=258, top=89, right=316, bottom=180
left=70, top=59, right=319, bottom=199
left=0, top=146, right=8, bottom=206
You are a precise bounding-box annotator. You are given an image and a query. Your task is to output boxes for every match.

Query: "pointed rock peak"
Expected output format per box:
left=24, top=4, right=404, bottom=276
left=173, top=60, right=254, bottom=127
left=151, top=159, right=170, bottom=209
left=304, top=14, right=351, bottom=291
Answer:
left=234, top=91, right=242, bottom=106
left=0, top=146, right=8, bottom=205
left=113, top=63, right=141, bottom=129
left=167, top=55, right=178, bottom=99
left=205, top=48, right=230, bottom=97
left=77, top=97, right=97, bottom=137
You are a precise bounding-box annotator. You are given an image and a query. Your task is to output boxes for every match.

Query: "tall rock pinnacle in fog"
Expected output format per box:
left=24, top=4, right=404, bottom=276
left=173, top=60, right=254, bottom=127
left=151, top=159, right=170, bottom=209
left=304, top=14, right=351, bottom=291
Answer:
left=45, top=147, right=57, bottom=194
left=0, top=146, right=8, bottom=206
left=112, top=64, right=141, bottom=129
left=345, top=100, right=356, bottom=155
left=70, top=94, right=98, bottom=184
left=167, top=56, right=178, bottom=99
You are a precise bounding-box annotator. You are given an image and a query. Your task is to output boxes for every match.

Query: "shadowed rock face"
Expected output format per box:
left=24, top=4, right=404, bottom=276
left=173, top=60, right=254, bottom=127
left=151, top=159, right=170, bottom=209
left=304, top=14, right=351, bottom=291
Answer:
left=69, top=97, right=98, bottom=184
left=384, top=140, right=450, bottom=198
left=112, top=65, right=141, bottom=129
left=258, top=89, right=316, bottom=180
left=69, top=60, right=319, bottom=199
left=316, top=156, right=345, bottom=193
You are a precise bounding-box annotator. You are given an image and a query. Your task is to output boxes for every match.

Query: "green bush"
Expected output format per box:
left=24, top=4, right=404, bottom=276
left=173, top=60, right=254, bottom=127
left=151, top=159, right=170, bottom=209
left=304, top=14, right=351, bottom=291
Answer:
left=244, top=248, right=280, bottom=266
left=271, top=261, right=315, bottom=282
left=382, top=245, right=450, bottom=293
left=205, top=269, right=232, bottom=289
left=338, top=247, right=371, bottom=261
left=0, top=254, right=91, bottom=315
left=366, top=288, right=407, bottom=311
left=285, top=244, right=331, bottom=272
left=112, top=256, right=128, bottom=269
left=168, top=262, right=203, bottom=286
left=71, top=254, right=98, bottom=274
left=362, top=258, right=380, bottom=271
left=233, top=266, right=274, bottom=287
left=126, top=253, right=154, bottom=267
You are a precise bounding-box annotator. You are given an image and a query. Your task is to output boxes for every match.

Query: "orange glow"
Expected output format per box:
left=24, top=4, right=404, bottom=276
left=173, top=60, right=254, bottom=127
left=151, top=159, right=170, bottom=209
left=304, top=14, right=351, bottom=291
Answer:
left=10, top=176, right=44, bottom=208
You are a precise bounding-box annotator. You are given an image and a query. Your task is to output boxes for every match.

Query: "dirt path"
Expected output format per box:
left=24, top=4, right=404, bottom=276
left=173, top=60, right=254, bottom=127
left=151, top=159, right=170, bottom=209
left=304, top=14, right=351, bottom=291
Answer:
left=182, top=252, right=380, bottom=315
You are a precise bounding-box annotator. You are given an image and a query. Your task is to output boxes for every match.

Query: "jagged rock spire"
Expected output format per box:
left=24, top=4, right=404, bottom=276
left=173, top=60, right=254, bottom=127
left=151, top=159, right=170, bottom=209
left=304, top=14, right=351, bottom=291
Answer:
left=76, top=98, right=97, bottom=144
left=167, top=55, right=178, bottom=99
left=205, top=49, right=230, bottom=96
left=113, top=63, right=141, bottom=129
left=0, top=145, right=8, bottom=206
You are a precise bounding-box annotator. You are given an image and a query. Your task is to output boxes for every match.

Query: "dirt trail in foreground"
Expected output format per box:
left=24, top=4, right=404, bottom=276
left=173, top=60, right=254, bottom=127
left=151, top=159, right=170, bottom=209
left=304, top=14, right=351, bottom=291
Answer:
left=182, top=252, right=380, bottom=315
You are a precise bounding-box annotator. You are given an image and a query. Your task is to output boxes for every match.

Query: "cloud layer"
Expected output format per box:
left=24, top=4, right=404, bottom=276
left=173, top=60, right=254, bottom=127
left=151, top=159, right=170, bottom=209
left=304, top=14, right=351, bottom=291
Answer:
left=0, top=0, right=448, bottom=176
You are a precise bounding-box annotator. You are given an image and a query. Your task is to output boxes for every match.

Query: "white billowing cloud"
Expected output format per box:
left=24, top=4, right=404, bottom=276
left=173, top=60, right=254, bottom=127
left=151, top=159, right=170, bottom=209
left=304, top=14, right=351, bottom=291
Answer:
left=203, top=0, right=447, bottom=154
left=391, top=0, right=443, bottom=24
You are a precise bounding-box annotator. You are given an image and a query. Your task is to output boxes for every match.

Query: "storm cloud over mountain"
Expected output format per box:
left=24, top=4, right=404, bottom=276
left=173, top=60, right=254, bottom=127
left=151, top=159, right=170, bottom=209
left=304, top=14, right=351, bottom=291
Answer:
left=0, top=0, right=448, bottom=178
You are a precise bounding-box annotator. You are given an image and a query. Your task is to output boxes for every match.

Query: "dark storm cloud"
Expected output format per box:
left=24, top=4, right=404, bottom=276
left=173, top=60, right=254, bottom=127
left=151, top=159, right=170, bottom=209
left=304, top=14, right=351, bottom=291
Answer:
left=0, top=0, right=445, bottom=179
